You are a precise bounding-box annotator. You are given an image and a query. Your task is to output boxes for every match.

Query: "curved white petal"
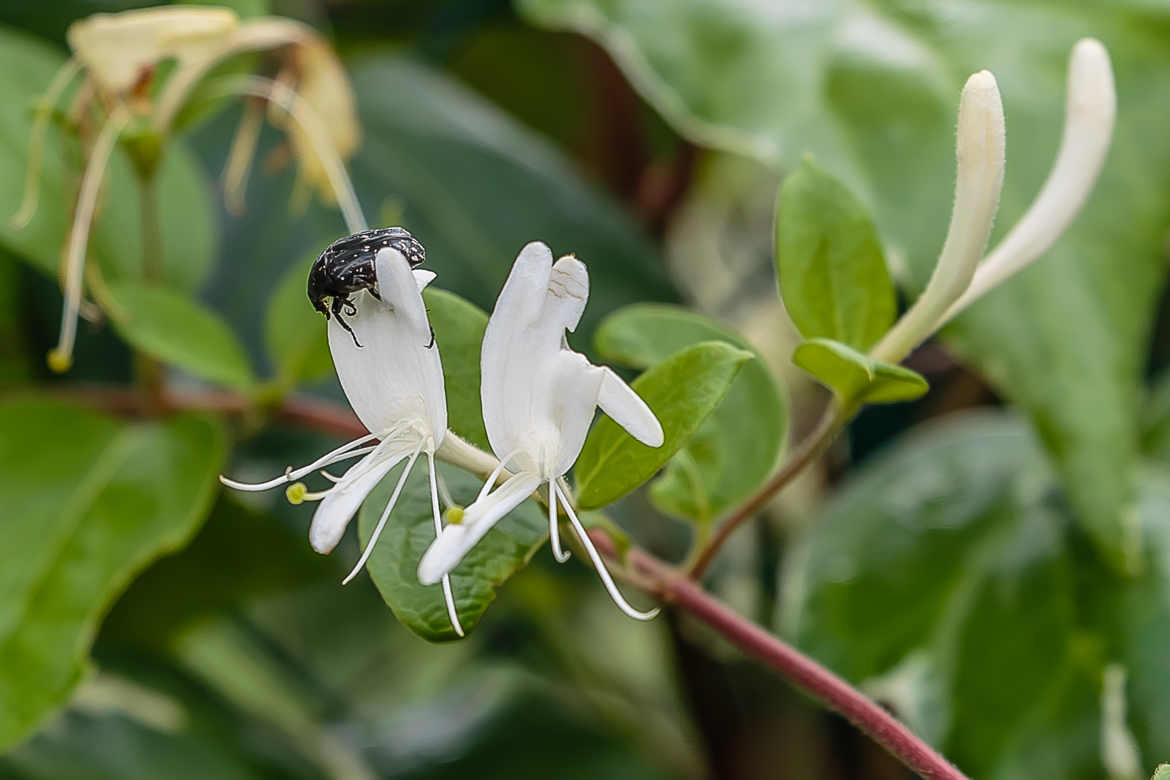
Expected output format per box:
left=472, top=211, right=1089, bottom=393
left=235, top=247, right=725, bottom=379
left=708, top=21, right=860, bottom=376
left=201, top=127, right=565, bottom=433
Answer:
left=598, top=367, right=664, bottom=447
left=309, top=438, right=413, bottom=553
left=417, top=471, right=542, bottom=585
left=481, top=242, right=556, bottom=461
left=328, top=248, right=446, bottom=438
left=341, top=444, right=422, bottom=583
left=545, top=352, right=606, bottom=477
left=943, top=38, right=1116, bottom=322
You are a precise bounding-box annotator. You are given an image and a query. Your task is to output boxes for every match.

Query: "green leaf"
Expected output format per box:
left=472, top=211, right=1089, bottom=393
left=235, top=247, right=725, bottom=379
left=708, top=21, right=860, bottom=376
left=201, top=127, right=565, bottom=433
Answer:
left=595, top=304, right=787, bottom=524
left=781, top=412, right=1111, bottom=778
left=263, top=254, right=331, bottom=386
left=0, top=26, right=216, bottom=291
left=359, top=463, right=546, bottom=642
left=575, top=341, right=751, bottom=511
left=518, top=0, right=1170, bottom=571
left=107, top=281, right=255, bottom=390
left=774, top=156, right=895, bottom=349
left=0, top=400, right=226, bottom=750
left=792, top=338, right=928, bottom=405
left=424, top=288, right=491, bottom=452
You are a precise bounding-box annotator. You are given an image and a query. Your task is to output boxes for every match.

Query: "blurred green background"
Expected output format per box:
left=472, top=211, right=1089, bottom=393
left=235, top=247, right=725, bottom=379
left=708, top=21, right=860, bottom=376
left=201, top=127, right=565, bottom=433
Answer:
left=2, top=1, right=1170, bottom=778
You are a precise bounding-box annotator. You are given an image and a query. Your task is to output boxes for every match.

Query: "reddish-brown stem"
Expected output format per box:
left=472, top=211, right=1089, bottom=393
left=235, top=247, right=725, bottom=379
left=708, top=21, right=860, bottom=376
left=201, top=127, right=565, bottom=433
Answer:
left=39, top=383, right=966, bottom=780
left=600, top=536, right=968, bottom=780
left=688, top=402, right=847, bottom=579
left=34, top=385, right=365, bottom=438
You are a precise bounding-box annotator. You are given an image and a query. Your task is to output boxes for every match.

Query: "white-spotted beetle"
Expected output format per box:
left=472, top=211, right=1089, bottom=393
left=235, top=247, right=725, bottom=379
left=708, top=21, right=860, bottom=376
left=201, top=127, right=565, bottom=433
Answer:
left=308, top=227, right=427, bottom=347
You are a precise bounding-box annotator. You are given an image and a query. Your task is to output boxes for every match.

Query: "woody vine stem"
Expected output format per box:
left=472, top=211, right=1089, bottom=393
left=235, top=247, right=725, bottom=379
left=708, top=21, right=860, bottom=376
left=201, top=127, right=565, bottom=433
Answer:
left=47, top=383, right=966, bottom=780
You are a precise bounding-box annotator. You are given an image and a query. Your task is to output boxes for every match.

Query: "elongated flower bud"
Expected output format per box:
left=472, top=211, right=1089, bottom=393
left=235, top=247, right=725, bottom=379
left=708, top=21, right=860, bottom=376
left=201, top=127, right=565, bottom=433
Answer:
left=870, top=70, right=1005, bottom=363
left=943, top=38, right=1116, bottom=322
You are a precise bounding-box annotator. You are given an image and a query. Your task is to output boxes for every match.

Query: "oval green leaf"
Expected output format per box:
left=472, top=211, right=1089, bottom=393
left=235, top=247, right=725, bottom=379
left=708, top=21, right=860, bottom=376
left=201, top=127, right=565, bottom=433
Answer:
left=595, top=304, right=787, bottom=524
left=0, top=399, right=226, bottom=750
left=574, top=340, right=752, bottom=511
left=792, top=337, right=928, bottom=405
left=107, top=281, right=255, bottom=390
left=424, top=288, right=491, bottom=451
left=774, top=156, right=894, bottom=350
left=359, top=462, right=546, bottom=642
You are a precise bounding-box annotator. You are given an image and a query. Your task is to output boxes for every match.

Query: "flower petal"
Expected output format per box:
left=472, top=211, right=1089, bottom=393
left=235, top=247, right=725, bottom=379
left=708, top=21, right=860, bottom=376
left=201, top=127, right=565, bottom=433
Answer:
left=413, top=269, right=436, bottom=291
left=416, top=471, right=542, bottom=585
left=67, top=7, right=238, bottom=94
left=480, top=242, right=554, bottom=460
left=328, top=248, right=447, bottom=438
left=481, top=246, right=593, bottom=473
left=597, top=367, right=664, bottom=448
left=308, top=438, right=415, bottom=554
left=545, top=351, right=606, bottom=477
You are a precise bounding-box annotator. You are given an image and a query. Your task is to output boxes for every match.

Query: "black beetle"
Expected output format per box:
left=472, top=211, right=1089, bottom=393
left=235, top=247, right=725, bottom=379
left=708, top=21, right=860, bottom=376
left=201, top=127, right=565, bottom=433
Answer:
left=308, top=227, right=427, bottom=347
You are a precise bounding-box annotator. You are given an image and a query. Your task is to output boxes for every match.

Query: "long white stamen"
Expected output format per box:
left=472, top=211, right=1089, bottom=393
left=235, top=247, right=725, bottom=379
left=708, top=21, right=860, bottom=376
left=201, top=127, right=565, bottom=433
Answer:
left=219, top=434, right=377, bottom=491
left=49, top=107, right=130, bottom=373
left=342, top=443, right=423, bottom=585
left=478, top=449, right=520, bottom=500
left=435, top=470, right=456, bottom=510
left=429, top=452, right=464, bottom=637
left=201, top=75, right=366, bottom=234
left=554, top=483, right=658, bottom=621
left=942, top=38, right=1116, bottom=323
left=870, top=70, right=1005, bottom=364
left=222, top=96, right=264, bottom=215
left=12, top=58, right=81, bottom=229
left=548, top=482, right=570, bottom=563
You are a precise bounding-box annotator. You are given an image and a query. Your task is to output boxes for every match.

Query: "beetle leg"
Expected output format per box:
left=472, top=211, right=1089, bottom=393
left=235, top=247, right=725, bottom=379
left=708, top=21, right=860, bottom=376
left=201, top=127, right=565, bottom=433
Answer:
left=425, top=325, right=435, bottom=349
left=332, top=297, right=362, bottom=348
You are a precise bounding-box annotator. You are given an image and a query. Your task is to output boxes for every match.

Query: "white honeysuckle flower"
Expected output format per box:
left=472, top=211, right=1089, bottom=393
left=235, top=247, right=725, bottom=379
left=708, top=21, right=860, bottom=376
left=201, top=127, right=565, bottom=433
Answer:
left=417, top=242, right=664, bottom=620
left=870, top=70, right=1005, bottom=365
left=942, top=38, right=1116, bottom=322
left=220, top=248, right=463, bottom=636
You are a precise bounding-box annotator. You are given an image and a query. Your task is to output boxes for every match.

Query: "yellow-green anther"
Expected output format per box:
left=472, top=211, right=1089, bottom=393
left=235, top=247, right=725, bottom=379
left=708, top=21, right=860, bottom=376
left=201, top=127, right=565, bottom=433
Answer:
left=286, top=482, right=308, bottom=505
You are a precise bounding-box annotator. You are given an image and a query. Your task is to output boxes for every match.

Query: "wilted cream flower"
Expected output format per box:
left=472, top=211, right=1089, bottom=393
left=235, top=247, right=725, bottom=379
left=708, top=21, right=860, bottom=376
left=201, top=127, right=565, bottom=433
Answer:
left=12, top=5, right=363, bottom=374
